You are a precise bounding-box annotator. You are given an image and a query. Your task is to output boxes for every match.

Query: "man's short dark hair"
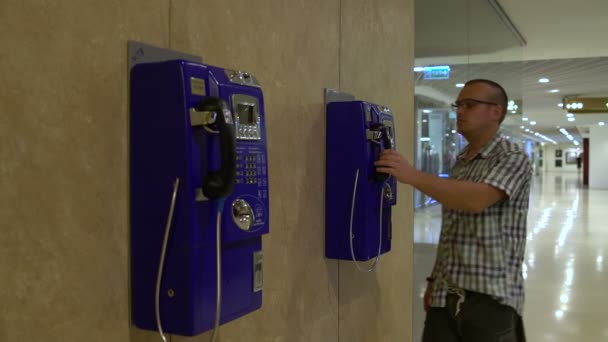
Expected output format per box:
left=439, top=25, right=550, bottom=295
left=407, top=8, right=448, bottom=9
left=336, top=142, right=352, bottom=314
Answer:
left=465, top=79, right=508, bottom=122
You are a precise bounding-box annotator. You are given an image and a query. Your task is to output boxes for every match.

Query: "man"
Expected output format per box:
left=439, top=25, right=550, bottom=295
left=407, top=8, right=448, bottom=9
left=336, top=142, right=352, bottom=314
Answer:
left=376, top=79, right=531, bottom=341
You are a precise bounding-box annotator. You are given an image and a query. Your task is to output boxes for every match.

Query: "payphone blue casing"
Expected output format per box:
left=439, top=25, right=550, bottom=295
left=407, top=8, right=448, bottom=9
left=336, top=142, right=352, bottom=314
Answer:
left=325, top=101, right=397, bottom=261
left=130, top=60, right=269, bottom=336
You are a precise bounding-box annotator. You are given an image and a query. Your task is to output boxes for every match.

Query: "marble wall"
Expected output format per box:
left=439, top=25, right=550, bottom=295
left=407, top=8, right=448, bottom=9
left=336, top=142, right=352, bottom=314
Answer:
left=0, top=1, right=414, bottom=341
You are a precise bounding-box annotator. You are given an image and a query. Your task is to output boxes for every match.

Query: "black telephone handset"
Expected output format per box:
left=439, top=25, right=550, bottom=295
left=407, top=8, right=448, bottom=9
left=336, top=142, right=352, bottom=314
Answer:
left=370, top=122, right=394, bottom=182
left=196, top=97, right=237, bottom=199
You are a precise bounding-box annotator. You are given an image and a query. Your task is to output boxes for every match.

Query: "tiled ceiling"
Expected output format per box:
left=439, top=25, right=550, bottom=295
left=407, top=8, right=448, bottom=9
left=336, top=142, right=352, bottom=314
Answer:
left=415, top=0, right=608, bottom=145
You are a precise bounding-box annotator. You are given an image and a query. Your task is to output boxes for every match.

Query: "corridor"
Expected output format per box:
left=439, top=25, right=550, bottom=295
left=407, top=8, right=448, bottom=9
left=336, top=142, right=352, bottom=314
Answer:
left=413, top=172, right=608, bottom=341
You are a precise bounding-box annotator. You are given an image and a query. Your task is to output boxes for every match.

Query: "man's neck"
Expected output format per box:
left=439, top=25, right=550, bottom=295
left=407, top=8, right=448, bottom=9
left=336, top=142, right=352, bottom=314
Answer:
left=464, top=128, right=499, bottom=159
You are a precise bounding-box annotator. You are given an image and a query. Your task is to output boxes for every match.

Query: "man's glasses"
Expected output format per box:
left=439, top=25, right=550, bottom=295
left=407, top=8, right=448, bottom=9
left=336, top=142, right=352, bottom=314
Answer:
left=451, top=98, right=499, bottom=110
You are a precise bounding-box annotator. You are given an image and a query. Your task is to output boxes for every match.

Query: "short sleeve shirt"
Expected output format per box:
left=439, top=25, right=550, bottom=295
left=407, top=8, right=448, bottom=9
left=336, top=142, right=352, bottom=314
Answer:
left=430, top=133, right=532, bottom=315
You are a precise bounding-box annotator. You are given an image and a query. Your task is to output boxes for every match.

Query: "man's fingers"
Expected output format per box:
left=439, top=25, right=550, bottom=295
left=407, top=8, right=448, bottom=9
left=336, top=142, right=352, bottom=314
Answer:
left=374, top=159, right=397, bottom=168
left=381, top=149, right=398, bottom=157
left=378, top=153, right=401, bottom=162
left=375, top=167, right=393, bottom=174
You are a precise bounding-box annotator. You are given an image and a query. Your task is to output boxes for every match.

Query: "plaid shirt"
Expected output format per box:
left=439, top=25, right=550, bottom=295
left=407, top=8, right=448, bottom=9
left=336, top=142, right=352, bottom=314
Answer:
left=430, top=132, right=531, bottom=315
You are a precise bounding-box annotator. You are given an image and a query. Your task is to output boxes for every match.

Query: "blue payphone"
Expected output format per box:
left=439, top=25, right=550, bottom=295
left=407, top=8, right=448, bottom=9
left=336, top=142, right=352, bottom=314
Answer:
left=325, top=101, right=397, bottom=271
left=130, top=60, right=269, bottom=338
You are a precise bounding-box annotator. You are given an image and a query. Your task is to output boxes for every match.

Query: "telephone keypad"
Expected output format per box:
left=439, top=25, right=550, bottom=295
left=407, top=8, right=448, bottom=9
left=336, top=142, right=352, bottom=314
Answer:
left=237, top=153, right=264, bottom=187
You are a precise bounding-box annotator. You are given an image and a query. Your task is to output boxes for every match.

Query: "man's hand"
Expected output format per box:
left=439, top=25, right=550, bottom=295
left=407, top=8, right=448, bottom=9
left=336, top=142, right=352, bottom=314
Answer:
left=375, top=149, right=507, bottom=213
left=374, top=149, right=418, bottom=184
left=423, top=281, right=433, bottom=312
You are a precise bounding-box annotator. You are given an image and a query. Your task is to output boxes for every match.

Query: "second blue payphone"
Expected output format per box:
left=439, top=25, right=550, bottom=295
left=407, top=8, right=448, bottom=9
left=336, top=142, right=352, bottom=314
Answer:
left=325, top=101, right=397, bottom=270
left=130, top=60, right=269, bottom=337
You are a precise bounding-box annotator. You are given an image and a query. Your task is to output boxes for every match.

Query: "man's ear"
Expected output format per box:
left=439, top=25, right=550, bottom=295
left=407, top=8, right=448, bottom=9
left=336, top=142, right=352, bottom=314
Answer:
left=493, top=105, right=504, bottom=122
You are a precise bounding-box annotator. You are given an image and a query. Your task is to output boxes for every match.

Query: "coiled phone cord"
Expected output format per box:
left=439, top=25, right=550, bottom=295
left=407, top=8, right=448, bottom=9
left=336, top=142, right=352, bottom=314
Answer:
left=348, top=169, right=386, bottom=272
left=156, top=178, right=180, bottom=342
left=209, top=199, right=224, bottom=342
left=154, top=179, right=224, bottom=342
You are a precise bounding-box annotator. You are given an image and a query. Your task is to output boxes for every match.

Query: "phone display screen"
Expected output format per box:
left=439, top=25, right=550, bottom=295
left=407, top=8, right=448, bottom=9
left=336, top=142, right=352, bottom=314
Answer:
left=238, top=104, right=256, bottom=125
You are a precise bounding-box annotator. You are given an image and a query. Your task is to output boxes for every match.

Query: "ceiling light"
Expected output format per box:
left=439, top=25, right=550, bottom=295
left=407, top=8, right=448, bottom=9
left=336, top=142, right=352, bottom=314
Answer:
left=520, top=126, right=525, bottom=129
left=600, top=122, right=606, bottom=126
left=566, top=113, right=574, bottom=117
left=525, top=129, right=530, bottom=132
left=539, top=78, right=550, bottom=83
left=574, top=141, right=580, bottom=146
left=455, top=83, right=465, bottom=88
left=413, top=67, right=425, bottom=72
left=550, top=89, right=560, bottom=93
left=568, top=117, right=575, bottom=122
left=451, top=130, right=457, bottom=134
left=558, top=103, right=564, bottom=108
left=423, top=109, right=432, bottom=113
left=420, top=137, right=431, bottom=141
left=522, top=117, right=529, bottom=121
left=511, top=110, right=517, bottom=113
left=530, top=121, right=537, bottom=125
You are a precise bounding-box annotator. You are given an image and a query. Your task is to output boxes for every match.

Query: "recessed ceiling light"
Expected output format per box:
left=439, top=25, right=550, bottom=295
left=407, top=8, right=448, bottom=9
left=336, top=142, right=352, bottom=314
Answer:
left=566, top=113, right=574, bottom=117
left=520, top=126, right=525, bottom=129
left=530, top=121, right=537, bottom=125
left=600, top=122, right=606, bottom=126
left=413, top=67, right=425, bottom=72
left=568, top=117, right=575, bottom=122
left=558, top=103, right=564, bottom=108
left=539, top=78, right=550, bottom=83
left=511, top=110, right=517, bottom=113
left=549, top=89, right=560, bottom=93
left=423, top=109, right=432, bottom=113
left=522, top=117, right=529, bottom=121
left=455, top=83, right=465, bottom=88
left=451, top=130, right=457, bottom=134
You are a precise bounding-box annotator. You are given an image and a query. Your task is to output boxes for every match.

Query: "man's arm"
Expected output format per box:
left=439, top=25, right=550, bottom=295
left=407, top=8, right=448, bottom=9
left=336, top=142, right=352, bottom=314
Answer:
left=375, top=149, right=506, bottom=213
left=408, top=169, right=506, bottom=213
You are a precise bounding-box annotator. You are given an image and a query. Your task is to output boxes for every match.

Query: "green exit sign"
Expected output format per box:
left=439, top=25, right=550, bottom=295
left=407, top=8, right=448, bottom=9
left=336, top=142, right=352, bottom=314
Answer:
left=424, top=66, right=450, bottom=80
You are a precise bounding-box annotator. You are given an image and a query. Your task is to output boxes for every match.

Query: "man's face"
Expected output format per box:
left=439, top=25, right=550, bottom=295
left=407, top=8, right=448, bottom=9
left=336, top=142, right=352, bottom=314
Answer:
left=454, top=83, right=502, bottom=137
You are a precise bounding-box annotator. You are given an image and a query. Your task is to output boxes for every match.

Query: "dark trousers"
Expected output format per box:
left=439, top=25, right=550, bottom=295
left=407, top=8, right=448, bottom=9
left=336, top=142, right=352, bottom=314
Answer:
left=422, top=292, right=526, bottom=342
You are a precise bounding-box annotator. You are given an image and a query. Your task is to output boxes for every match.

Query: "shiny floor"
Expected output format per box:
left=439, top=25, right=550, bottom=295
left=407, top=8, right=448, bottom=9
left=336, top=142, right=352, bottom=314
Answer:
left=412, top=172, right=608, bottom=341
